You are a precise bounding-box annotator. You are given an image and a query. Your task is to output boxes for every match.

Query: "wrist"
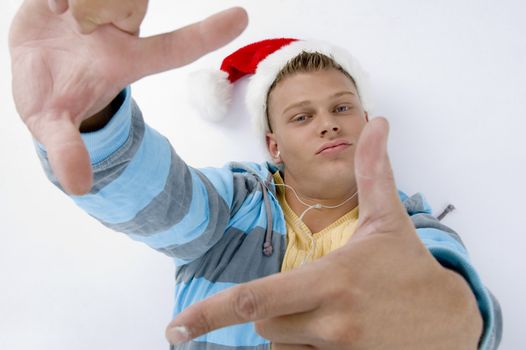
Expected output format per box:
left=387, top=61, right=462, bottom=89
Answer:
left=80, top=91, right=125, bottom=133
left=79, top=87, right=133, bottom=164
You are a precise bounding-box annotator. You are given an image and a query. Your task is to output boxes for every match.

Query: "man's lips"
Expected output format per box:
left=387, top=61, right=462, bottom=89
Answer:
left=316, top=140, right=351, bottom=155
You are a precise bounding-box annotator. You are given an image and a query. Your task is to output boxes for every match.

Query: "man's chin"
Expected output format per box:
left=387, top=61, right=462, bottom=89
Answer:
left=321, top=158, right=355, bottom=171
left=316, top=163, right=355, bottom=182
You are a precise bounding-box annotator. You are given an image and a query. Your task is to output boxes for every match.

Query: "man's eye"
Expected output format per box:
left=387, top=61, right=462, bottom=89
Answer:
left=335, top=105, right=352, bottom=113
left=292, top=114, right=309, bottom=123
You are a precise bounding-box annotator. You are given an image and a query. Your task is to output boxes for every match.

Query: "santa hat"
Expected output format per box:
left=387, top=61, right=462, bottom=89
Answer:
left=188, top=38, right=372, bottom=141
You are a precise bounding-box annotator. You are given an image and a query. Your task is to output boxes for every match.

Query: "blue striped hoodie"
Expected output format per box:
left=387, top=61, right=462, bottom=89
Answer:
left=36, top=88, right=502, bottom=349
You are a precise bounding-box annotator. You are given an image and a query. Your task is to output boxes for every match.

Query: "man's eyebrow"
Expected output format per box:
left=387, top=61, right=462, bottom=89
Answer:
left=282, top=100, right=312, bottom=115
left=331, top=91, right=355, bottom=98
left=281, top=91, right=356, bottom=115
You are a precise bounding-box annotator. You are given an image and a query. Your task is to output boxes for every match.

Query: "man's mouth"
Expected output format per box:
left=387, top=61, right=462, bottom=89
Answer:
left=316, top=140, right=351, bottom=155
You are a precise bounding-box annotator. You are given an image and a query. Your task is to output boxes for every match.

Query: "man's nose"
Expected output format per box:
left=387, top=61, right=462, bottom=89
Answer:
left=319, top=113, right=341, bottom=136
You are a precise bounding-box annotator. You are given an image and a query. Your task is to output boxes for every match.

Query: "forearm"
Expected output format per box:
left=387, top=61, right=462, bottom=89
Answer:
left=36, top=88, right=233, bottom=262
left=36, top=87, right=179, bottom=244
left=413, top=219, right=502, bottom=348
left=425, top=235, right=502, bottom=350
left=399, top=192, right=502, bottom=349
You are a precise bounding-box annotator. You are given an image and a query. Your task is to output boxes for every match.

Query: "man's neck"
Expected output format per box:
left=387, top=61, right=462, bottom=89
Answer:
left=283, top=181, right=359, bottom=234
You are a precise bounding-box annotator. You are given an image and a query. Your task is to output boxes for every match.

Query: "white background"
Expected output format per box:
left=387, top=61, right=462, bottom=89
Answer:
left=1, top=0, right=524, bottom=349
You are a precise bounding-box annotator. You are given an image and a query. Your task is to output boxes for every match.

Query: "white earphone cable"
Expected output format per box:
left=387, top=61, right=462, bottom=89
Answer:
left=274, top=182, right=358, bottom=265
left=274, top=182, right=357, bottom=219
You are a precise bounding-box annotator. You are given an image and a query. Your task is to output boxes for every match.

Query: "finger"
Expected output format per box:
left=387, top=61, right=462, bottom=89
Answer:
left=254, top=312, right=318, bottom=344
left=113, top=6, right=147, bottom=35
left=77, top=1, right=146, bottom=35
left=113, top=15, right=144, bottom=35
left=130, top=7, right=248, bottom=82
left=354, top=117, right=405, bottom=224
left=75, top=18, right=100, bottom=34
left=48, top=0, right=69, bottom=14
left=68, top=0, right=104, bottom=34
left=166, top=267, right=320, bottom=345
left=31, top=113, right=93, bottom=195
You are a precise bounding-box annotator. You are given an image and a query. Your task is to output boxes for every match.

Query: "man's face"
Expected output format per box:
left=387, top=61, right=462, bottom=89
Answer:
left=266, top=68, right=368, bottom=195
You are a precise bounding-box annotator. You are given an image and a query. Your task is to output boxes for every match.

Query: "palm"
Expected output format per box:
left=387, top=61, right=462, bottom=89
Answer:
left=9, top=0, right=248, bottom=194
left=10, top=3, right=133, bottom=132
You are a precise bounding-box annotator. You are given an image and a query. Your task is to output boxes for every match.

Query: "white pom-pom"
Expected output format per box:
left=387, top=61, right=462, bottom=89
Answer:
left=187, top=69, right=233, bottom=122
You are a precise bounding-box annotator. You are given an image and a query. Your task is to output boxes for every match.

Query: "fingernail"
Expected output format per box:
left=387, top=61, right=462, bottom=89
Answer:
left=170, top=326, right=191, bottom=345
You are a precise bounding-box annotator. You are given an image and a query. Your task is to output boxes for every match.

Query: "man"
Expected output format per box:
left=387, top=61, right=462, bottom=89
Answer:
left=9, top=1, right=501, bottom=349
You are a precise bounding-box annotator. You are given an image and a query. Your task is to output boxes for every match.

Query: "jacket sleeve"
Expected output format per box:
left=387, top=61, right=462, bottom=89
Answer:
left=35, top=87, right=250, bottom=265
left=401, top=192, right=503, bottom=350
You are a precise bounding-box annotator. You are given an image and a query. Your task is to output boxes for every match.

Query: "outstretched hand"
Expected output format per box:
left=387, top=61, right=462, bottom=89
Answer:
left=9, top=0, right=248, bottom=194
left=166, top=118, right=483, bottom=349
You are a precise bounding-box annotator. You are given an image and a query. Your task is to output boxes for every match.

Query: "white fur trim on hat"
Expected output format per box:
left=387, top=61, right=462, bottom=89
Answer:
left=187, top=69, right=233, bottom=122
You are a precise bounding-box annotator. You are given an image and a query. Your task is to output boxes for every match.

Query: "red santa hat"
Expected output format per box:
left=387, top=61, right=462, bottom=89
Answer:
left=188, top=38, right=372, bottom=142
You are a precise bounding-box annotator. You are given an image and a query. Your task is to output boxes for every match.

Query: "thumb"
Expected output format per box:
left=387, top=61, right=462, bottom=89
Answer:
left=48, top=0, right=68, bottom=14
left=127, top=7, right=249, bottom=82
left=35, top=114, right=93, bottom=195
left=355, top=117, right=405, bottom=224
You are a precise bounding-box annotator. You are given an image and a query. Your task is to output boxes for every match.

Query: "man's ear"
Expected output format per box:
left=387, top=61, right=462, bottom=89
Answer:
left=266, top=133, right=282, bottom=163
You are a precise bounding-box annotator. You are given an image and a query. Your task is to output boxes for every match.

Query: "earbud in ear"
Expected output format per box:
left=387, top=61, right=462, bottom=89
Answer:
left=276, top=150, right=281, bottom=158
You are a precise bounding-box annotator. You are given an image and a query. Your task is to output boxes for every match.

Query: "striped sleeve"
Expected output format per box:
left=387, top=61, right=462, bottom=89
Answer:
left=36, top=87, right=238, bottom=263
left=401, top=192, right=503, bottom=350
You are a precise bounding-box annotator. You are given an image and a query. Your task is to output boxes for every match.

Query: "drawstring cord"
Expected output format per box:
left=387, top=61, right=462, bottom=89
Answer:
left=437, top=204, right=455, bottom=221
left=260, top=181, right=274, bottom=256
